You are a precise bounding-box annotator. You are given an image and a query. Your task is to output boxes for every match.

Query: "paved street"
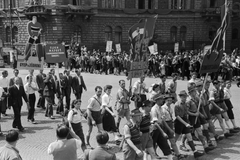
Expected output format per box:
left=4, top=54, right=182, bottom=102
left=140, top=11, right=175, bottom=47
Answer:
left=0, top=68, right=240, bottom=160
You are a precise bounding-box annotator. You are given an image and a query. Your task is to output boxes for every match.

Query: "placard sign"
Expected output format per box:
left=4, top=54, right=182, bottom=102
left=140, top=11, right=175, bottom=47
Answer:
left=116, top=44, right=121, bottom=53
left=106, top=41, right=113, bottom=52
left=174, top=42, right=179, bottom=52
left=17, top=55, right=43, bottom=70
left=45, top=44, right=67, bottom=63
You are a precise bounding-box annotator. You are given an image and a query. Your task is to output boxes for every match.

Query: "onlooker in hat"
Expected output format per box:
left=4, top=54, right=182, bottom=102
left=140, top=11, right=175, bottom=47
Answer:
left=84, top=132, right=116, bottom=160
left=174, top=90, right=204, bottom=158
left=166, top=73, right=178, bottom=103
left=139, top=100, right=159, bottom=160
left=187, top=86, right=215, bottom=153
left=161, top=94, right=185, bottom=159
left=116, top=80, right=131, bottom=135
left=209, top=80, right=234, bottom=138
left=132, top=76, right=148, bottom=109
left=224, top=81, right=240, bottom=131
left=122, top=109, right=144, bottom=160
left=150, top=93, right=173, bottom=160
left=48, top=124, right=82, bottom=160
left=101, top=85, right=121, bottom=142
left=0, top=130, right=22, bottom=160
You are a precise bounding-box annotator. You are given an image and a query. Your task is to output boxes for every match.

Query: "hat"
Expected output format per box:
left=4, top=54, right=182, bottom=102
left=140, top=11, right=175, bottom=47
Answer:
left=178, top=90, right=188, bottom=96
left=188, top=85, right=196, bottom=93
left=164, top=94, right=173, bottom=99
left=152, top=93, right=165, bottom=101
left=141, top=100, right=153, bottom=108
left=212, top=80, right=220, bottom=85
left=96, top=132, right=109, bottom=145
left=130, top=109, right=143, bottom=117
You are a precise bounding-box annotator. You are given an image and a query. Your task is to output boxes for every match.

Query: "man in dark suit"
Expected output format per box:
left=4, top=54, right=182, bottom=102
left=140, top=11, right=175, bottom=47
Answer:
left=50, top=68, right=57, bottom=106
left=56, top=73, right=66, bottom=114
left=36, top=69, right=46, bottom=109
left=9, top=77, right=29, bottom=132
left=72, top=69, right=87, bottom=100
left=63, top=70, right=72, bottom=110
left=43, top=73, right=56, bottom=119
left=9, top=69, right=24, bottom=87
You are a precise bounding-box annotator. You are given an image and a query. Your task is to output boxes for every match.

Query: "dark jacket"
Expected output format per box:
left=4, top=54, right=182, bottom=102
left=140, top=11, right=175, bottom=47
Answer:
left=72, top=75, right=86, bottom=94
left=9, top=77, right=24, bottom=87
left=9, top=85, right=28, bottom=107
left=36, top=73, right=46, bottom=90
left=43, top=75, right=55, bottom=97
left=64, top=75, right=73, bottom=96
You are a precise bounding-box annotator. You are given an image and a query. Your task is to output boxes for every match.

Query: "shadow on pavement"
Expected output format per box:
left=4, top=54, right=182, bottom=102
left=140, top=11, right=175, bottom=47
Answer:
left=21, top=126, right=53, bottom=134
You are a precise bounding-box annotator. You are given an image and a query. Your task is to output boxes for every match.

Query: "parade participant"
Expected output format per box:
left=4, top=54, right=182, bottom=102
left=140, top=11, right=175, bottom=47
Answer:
left=151, top=93, right=173, bottom=160
left=116, top=80, right=131, bottom=135
left=161, top=95, right=185, bottom=159
left=24, top=16, right=43, bottom=62
left=0, top=86, right=4, bottom=136
left=209, top=80, right=234, bottom=137
left=36, top=69, right=46, bottom=109
left=84, top=132, right=117, bottom=160
left=24, top=75, right=39, bottom=124
left=123, top=109, right=144, bottom=160
left=174, top=90, right=204, bottom=158
left=56, top=73, right=66, bottom=115
left=63, top=70, right=73, bottom=110
left=48, top=124, right=82, bottom=160
left=86, top=86, right=103, bottom=148
left=187, top=86, right=215, bottom=153
left=0, top=70, right=9, bottom=116
left=25, top=69, right=36, bottom=83
left=224, top=81, right=240, bottom=130
left=132, top=76, right=148, bottom=109
left=49, top=69, right=58, bottom=106
left=159, top=74, right=166, bottom=94
left=9, top=77, right=29, bottom=132
left=102, top=85, right=121, bottom=141
left=0, top=130, right=22, bottom=160
left=43, top=73, right=56, bottom=119
left=72, top=69, right=87, bottom=100
left=139, top=100, right=160, bottom=160
left=148, top=84, right=160, bottom=103
left=9, top=69, right=23, bottom=87
left=166, top=73, right=178, bottom=103
left=67, top=99, right=86, bottom=151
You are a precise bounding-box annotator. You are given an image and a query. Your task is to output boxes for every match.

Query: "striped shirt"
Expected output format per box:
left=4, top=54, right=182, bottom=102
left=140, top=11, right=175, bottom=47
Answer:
left=125, top=122, right=141, bottom=145
left=140, top=114, right=151, bottom=133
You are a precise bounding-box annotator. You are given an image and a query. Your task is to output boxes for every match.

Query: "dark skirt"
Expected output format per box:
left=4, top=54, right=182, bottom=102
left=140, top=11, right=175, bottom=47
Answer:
left=102, top=107, right=117, bottom=132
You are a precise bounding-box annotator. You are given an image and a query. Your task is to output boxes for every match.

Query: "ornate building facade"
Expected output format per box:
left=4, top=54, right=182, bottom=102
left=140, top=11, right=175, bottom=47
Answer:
left=0, top=0, right=238, bottom=53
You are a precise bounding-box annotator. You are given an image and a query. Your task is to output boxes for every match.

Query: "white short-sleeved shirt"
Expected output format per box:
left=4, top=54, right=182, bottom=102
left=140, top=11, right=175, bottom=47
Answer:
left=67, top=108, right=82, bottom=124
left=24, top=82, right=38, bottom=94
left=151, top=104, right=163, bottom=124
left=133, top=80, right=147, bottom=94
left=87, top=95, right=102, bottom=112
left=0, top=77, right=9, bottom=88
left=161, top=104, right=173, bottom=121
left=101, top=93, right=112, bottom=109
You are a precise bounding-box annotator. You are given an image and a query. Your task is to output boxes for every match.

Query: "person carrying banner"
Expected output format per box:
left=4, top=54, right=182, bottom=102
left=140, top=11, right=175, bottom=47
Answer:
left=132, top=76, right=148, bottom=109
left=24, top=16, right=43, bottom=63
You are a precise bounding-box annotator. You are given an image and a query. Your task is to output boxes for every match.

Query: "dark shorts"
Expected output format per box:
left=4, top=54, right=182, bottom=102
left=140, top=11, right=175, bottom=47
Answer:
left=210, top=103, right=224, bottom=115
left=28, top=36, right=40, bottom=44
left=174, top=118, right=191, bottom=135
left=135, top=94, right=147, bottom=109
left=189, top=115, right=201, bottom=129
left=164, top=121, right=174, bottom=139
left=141, top=132, right=153, bottom=149
left=203, top=104, right=211, bottom=120
left=87, top=110, right=102, bottom=126
left=225, top=99, right=234, bottom=119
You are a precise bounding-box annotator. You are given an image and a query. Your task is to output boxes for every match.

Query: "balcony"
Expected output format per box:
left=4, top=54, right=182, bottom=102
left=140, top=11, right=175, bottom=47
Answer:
left=201, top=8, right=221, bottom=17
left=64, top=4, right=95, bottom=21
left=24, top=5, right=52, bottom=20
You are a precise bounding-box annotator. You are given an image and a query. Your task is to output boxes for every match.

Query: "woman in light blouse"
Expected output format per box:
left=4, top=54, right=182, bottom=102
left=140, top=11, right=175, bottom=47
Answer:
left=224, top=81, right=240, bottom=130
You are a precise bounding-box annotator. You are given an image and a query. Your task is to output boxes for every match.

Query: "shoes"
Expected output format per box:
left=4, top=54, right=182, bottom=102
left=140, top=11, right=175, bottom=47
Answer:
left=224, top=132, right=234, bottom=138
left=215, top=135, right=224, bottom=141
left=50, top=116, right=55, bottom=119
left=0, top=132, right=4, bottom=136
left=194, top=151, right=204, bottom=158
left=180, top=145, right=190, bottom=152
left=234, top=127, right=240, bottom=131
left=56, top=111, right=60, bottom=114
left=229, top=129, right=239, bottom=133
left=42, top=107, right=46, bottom=110
left=204, top=146, right=215, bottom=153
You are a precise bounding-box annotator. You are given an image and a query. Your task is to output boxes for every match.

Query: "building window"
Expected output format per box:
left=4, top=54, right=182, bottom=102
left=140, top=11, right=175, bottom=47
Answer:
left=148, top=0, right=154, bottom=9
left=72, top=0, right=82, bottom=5
left=138, top=0, right=145, bottom=9
left=170, top=0, right=186, bottom=9
left=210, top=0, right=217, bottom=8
left=105, top=26, right=112, bottom=41
left=72, top=26, right=82, bottom=43
left=5, top=26, right=11, bottom=43
left=115, top=26, right=122, bottom=43
left=170, top=26, right=178, bottom=42
left=209, top=26, right=217, bottom=41
left=12, top=26, right=18, bottom=43
left=101, top=0, right=123, bottom=8
left=232, top=28, right=239, bottom=40
left=180, top=26, right=187, bottom=41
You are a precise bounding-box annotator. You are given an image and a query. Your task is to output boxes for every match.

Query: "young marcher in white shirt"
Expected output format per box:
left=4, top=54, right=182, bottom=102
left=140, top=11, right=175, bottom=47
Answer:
left=24, top=75, right=38, bottom=124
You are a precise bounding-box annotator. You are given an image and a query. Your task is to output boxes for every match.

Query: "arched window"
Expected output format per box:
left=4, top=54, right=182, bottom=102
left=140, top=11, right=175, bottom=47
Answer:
left=148, top=0, right=154, bottom=9
left=6, top=26, right=11, bottom=42
left=209, top=26, right=217, bottom=41
left=232, top=28, right=239, bottom=40
left=180, top=26, right=187, bottom=41
left=105, top=26, right=112, bottom=41
left=138, top=0, right=145, bottom=9
left=115, top=26, right=122, bottom=43
left=12, top=26, right=18, bottom=43
left=170, top=26, right=178, bottom=42
left=72, top=26, right=82, bottom=43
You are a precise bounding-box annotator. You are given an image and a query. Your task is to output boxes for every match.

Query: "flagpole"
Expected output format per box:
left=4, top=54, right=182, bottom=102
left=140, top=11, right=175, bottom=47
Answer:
left=9, top=0, right=13, bottom=47
left=223, top=0, right=227, bottom=51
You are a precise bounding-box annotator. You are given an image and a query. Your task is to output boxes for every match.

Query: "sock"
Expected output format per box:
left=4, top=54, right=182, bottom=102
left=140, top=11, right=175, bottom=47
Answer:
left=188, top=141, right=196, bottom=151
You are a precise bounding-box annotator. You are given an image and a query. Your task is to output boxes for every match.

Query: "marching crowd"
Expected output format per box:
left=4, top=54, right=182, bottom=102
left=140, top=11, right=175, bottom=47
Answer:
left=0, top=65, right=239, bottom=160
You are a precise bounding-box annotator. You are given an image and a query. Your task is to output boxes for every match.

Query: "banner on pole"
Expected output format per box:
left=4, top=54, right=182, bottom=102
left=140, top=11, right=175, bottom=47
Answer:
left=17, top=55, right=43, bottom=70
left=116, top=44, right=121, bottom=53
left=106, top=41, right=113, bottom=52
left=174, top=42, right=179, bottom=52
left=154, top=43, right=158, bottom=53
left=128, top=61, right=148, bottom=79
left=45, top=44, right=67, bottom=63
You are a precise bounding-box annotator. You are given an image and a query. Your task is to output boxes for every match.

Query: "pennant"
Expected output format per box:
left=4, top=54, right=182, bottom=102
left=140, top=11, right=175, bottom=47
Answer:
left=14, top=10, right=22, bottom=22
